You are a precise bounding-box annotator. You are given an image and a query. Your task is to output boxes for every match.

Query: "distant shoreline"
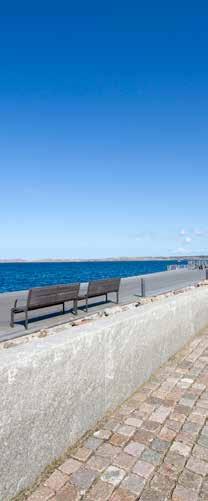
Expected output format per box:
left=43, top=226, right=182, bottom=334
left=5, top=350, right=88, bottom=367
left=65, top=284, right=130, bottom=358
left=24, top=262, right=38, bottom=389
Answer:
left=0, top=256, right=207, bottom=263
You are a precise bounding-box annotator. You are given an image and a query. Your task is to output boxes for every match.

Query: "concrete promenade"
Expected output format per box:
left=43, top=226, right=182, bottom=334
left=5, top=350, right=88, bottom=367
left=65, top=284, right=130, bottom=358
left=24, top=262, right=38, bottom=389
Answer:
left=0, top=276, right=142, bottom=342
left=22, top=328, right=208, bottom=501
left=0, top=269, right=205, bottom=342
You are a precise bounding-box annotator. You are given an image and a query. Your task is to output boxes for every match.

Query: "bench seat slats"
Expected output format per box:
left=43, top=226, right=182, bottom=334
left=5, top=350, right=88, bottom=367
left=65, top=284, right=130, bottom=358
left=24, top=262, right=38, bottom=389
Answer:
left=88, top=278, right=120, bottom=296
left=10, top=283, right=80, bottom=329
left=78, top=278, right=121, bottom=312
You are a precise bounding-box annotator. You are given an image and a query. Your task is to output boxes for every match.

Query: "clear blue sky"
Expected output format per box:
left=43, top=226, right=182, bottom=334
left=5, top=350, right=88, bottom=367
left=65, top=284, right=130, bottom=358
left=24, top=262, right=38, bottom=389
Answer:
left=0, top=5, right=208, bottom=259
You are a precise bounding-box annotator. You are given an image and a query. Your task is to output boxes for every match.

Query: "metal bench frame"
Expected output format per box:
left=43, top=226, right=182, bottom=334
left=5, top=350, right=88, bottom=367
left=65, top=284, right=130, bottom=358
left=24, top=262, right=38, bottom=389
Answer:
left=10, top=283, right=80, bottom=329
left=78, top=277, right=121, bottom=312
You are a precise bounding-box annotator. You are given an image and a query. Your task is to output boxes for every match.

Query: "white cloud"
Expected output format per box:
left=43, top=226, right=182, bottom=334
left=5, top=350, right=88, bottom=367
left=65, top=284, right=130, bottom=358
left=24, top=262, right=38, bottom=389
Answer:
left=194, top=229, right=208, bottom=237
left=185, top=236, right=192, bottom=243
left=179, top=229, right=186, bottom=236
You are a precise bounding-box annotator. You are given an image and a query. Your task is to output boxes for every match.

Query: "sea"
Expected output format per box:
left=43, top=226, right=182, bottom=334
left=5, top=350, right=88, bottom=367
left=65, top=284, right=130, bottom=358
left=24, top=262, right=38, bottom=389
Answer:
left=0, top=260, right=187, bottom=293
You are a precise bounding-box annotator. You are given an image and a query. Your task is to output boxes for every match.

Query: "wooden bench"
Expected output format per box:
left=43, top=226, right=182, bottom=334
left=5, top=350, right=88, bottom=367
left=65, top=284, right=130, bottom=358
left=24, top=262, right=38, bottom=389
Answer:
left=78, top=278, right=121, bottom=312
left=10, top=283, right=80, bottom=329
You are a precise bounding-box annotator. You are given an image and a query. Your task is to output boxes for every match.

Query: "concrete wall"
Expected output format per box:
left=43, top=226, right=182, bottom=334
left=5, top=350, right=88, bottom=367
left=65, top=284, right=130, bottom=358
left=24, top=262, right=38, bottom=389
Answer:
left=1, top=286, right=208, bottom=499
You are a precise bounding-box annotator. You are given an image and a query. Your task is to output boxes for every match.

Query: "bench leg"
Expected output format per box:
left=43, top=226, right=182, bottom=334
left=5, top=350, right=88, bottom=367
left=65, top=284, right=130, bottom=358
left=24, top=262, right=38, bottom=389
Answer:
left=116, top=291, right=119, bottom=304
left=63, top=303, right=65, bottom=313
left=25, top=310, right=28, bottom=330
left=73, top=299, right=78, bottom=315
left=10, top=309, right=14, bottom=328
left=85, top=297, right=88, bottom=313
left=106, top=293, right=108, bottom=303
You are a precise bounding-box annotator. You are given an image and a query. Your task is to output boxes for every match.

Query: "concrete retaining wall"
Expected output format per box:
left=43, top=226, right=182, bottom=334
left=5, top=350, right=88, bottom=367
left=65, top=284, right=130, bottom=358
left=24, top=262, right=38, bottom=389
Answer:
left=1, top=286, right=208, bottom=499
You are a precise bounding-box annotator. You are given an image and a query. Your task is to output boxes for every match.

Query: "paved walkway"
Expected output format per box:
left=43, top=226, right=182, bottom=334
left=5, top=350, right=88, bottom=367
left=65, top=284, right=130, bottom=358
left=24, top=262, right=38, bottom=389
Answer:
left=22, top=328, right=208, bottom=501
left=0, top=277, right=142, bottom=342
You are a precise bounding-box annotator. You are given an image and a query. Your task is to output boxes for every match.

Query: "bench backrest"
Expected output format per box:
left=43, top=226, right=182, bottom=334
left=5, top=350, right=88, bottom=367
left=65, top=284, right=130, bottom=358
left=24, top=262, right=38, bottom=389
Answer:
left=87, top=278, right=121, bottom=297
left=27, top=283, right=80, bottom=309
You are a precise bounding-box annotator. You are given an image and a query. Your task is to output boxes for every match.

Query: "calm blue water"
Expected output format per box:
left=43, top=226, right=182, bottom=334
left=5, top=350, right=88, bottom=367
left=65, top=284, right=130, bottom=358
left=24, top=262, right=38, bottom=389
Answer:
left=0, top=260, right=187, bottom=293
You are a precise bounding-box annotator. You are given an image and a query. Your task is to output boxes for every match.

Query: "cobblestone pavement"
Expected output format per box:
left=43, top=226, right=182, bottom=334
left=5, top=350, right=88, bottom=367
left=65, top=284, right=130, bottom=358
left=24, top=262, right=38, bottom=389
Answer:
left=27, top=329, right=208, bottom=501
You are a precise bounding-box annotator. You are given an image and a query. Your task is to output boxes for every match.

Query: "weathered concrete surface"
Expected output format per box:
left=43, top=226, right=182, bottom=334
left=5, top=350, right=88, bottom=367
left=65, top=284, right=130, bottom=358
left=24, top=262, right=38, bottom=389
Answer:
left=29, top=328, right=208, bottom=501
left=1, top=286, right=208, bottom=499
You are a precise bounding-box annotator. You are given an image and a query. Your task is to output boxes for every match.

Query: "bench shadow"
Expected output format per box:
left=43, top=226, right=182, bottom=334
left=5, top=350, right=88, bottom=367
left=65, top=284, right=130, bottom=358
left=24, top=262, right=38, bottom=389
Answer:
left=11, top=299, right=115, bottom=328
left=78, top=298, right=114, bottom=312
left=13, top=307, right=75, bottom=327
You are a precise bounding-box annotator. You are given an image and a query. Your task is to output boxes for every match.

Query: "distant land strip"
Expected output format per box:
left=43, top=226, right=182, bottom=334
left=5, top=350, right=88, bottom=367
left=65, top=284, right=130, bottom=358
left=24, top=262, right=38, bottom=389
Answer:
left=0, top=256, right=208, bottom=263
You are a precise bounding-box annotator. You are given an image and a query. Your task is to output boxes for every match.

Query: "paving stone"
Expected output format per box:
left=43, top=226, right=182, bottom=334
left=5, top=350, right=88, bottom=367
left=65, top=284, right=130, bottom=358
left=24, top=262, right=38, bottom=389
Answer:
left=59, top=458, right=82, bottom=476
left=124, top=441, right=145, bottom=457
left=200, top=478, right=208, bottom=500
left=201, top=424, right=208, bottom=436
left=29, top=331, right=208, bottom=501
left=132, top=409, right=147, bottom=420
left=176, top=431, right=195, bottom=446
left=182, top=421, right=201, bottom=434
left=71, top=447, right=92, bottom=462
left=197, top=433, right=208, bottom=448
left=150, top=405, right=171, bottom=423
left=150, top=472, right=176, bottom=495
left=139, top=403, right=156, bottom=415
left=178, top=468, right=202, bottom=492
left=70, top=466, right=97, bottom=492
left=197, top=399, right=208, bottom=409
left=159, top=425, right=177, bottom=441
left=140, top=448, right=163, bottom=466
left=179, top=397, right=196, bottom=408
left=139, top=488, right=168, bottom=501
left=121, top=473, right=145, bottom=496
left=133, top=429, right=155, bottom=445
left=117, top=425, right=136, bottom=437
left=170, top=412, right=187, bottom=423
left=133, top=460, right=155, bottom=479
left=87, top=454, right=110, bottom=472
left=157, top=462, right=179, bottom=480
left=187, top=411, right=206, bottom=425
left=192, top=443, right=208, bottom=461
left=151, top=437, right=171, bottom=453
left=172, top=484, right=198, bottom=501
left=96, top=443, right=121, bottom=459
left=104, top=419, right=121, bottom=432
left=142, top=420, right=161, bottom=432
left=147, top=397, right=165, bottom=407
left=119, top=405, right=137, bottom=416
left=113, top=451, right=137, bottom=471
left=110, top=433, right=129, bottom=446
left=186, top=455, right=208, bottom=476
left=85, top=479, right=114, bottom=500
left=124, top=417, right=142, bottom=428
left=27, top=487, right=54, bottom=501
left=165, top=452, right=186, bottom=471
left=101, top=465, right=126, bottom=486
left=94, top=429, right=112, bottom=440
left=170, top=441, right=192, bottom=457
left=110, top=487, right=137, bottom=500
left=83, top=436, right=102, bottom=450
left=166, top=419, right=183, bottom=432
left=174, top=405, right=191, bottom=417
left=55, top=483, right=80, bottom=501
left=133, top=392, right=148, bottom=402
left=44, top=470, right=68, bottom=492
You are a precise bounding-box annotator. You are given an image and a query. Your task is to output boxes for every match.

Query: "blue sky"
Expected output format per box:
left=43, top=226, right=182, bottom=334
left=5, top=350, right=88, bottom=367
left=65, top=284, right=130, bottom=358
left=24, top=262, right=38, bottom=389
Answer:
left=0, top=6, right=208, bottom=259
